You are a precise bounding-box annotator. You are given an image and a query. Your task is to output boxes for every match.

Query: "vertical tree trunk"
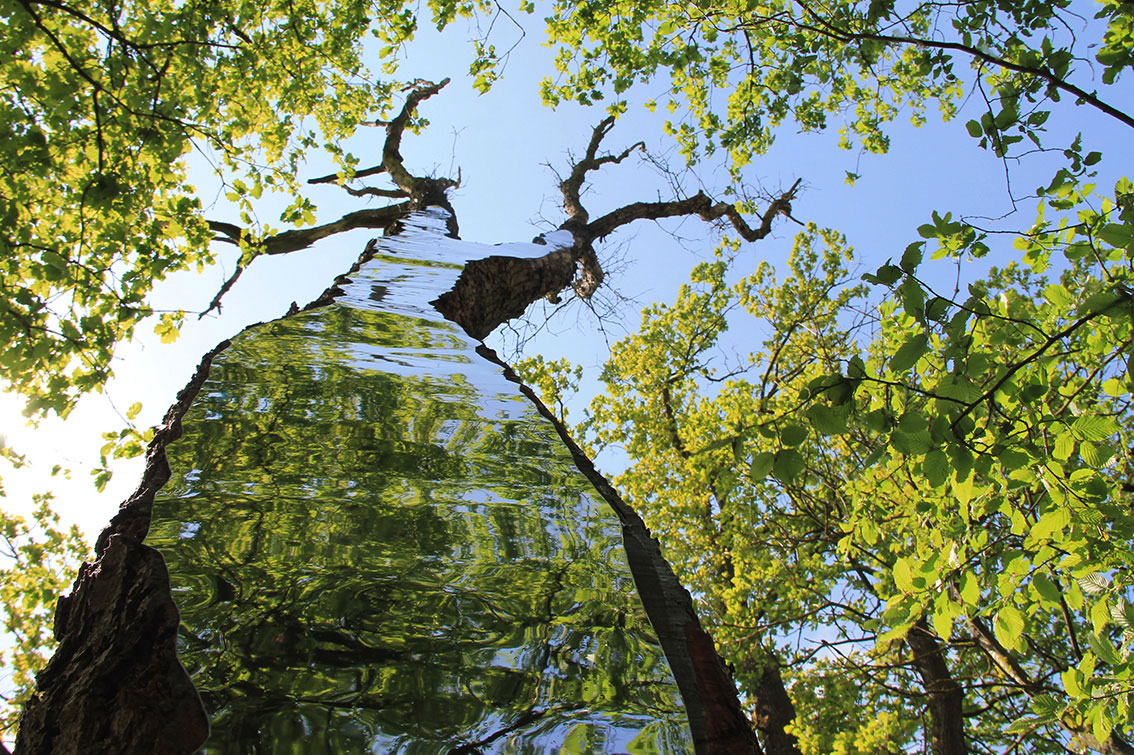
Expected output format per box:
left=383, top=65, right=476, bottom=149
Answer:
left=907, top=619, right=968, bottom=755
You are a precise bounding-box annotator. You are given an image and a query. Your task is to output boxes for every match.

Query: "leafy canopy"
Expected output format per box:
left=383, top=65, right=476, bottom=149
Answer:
left=540, top=0, right=1134, bottom=169
left=0, top=0, right=493, bottom=418
left=518, top=0, right=1134, bottom=750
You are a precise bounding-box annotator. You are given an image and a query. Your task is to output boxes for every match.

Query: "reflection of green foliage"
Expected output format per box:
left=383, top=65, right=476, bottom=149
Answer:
left=150, top=293, right=690, bottom=751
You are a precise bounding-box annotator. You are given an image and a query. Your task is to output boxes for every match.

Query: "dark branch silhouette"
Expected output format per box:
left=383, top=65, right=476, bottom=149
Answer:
left=200, top=79, right=457, bottom=318
left=435, top=117, right=802, bottom=339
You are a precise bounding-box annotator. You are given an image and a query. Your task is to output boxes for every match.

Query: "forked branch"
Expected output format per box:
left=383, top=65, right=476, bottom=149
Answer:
left=201, top=78, right=457, bottom=317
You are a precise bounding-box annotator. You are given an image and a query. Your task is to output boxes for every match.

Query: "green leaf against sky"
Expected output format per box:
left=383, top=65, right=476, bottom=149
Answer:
left=0, top=0, right=492, bottom=417
left=558, top=199, right=1134, bottom=751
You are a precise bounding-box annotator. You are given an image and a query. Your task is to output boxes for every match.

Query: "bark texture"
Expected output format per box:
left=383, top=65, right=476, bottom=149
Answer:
left=432, top=248, right=578, bottom=340
left=479, top=343, right=763, bottom=754
left=907, top=619, right=968, bottom=755
left=14, top=242, right=388, bottom=755
left=13, top=343, right=222, bottom=755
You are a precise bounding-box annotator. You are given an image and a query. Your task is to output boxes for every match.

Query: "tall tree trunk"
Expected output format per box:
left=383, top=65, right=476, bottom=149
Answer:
left=907, top=619, right=968, bottom=755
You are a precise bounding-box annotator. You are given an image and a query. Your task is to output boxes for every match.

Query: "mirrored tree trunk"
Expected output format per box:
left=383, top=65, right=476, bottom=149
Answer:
left=145, top=210, right=693, bottom=753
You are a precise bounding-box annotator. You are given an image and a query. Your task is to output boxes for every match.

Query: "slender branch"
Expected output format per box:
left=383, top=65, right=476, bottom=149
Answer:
left=199, top=265, right=245, bottom=319
left=966, top=616, right=1134, bottom=755
left=307, top=163, right=388, bottom=186
left=340, top=186, right=409, bottom=199
left=782, top=0, right=1134, bottom=130
left=950, top=292, right=1131, bottom=431
left=560, top=116, right=646, bottom=226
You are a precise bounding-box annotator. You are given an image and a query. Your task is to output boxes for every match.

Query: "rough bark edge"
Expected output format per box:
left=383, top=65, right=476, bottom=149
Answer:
left=475, top=343, right=762, bottom=755
left=14, top=233, right=398, bottom=755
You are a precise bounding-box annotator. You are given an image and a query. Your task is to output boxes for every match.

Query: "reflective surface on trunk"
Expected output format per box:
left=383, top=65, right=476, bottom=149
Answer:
left=147, top=211, right=693, bottom=753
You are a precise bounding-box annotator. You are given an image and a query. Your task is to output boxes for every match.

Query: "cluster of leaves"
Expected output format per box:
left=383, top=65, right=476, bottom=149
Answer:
left=519, top=158, right=1134, bottom=749
left=539, top=0, right=1133, bottom=173
left=0, top=493, right=87, bottom=738
left=0, top=0, right=500, bottom=418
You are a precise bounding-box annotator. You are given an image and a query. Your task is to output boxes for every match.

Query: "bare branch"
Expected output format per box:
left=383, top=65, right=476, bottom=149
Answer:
left=341, top=185, right=410, bottom=199
left=200, top=203, right=410, bottom=316
left=582, top=179, right=802, bottom=243
left=560, top=116, right=645, bottom=226
left=199, top=265, right=245, bottom=319
left=307, top=163, right=387, bottom=186
left=383, top=78, right=452, bottom=197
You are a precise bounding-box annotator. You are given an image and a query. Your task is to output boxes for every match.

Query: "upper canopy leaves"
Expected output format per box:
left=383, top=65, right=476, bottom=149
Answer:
left=0, top=0, right=485, bottom=416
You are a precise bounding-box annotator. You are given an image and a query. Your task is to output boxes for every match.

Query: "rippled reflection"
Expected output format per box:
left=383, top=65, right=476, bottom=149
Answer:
left=148, top=211, right=693, bottom=753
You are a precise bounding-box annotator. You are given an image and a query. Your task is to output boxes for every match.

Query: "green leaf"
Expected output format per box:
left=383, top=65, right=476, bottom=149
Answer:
left=1063, top=667, right=1084, bottom=697
left=1030, top=694, right=1064, bottom=717
left=932, top=591, right=957, bottom=639
left=871, top=264, right=903, bottom=286
left=995, top=605, right=1026, bottom=652
left=1088, top=631, right=1123, bottom=666
left=900, top=242, right=924, bottom=272
left=1080, top=573, right=1110, bottom=595
left=1072, top=416, right=1118, bottom=442
left=1092, top=704, right=1114, bottom=745
left=1043, top=284, right=1073, bottom=308
left=925, top=296, right=950, bottom=321
left=772, top=448, right=805, bottom=482
left=750, top=451, right=775, bottom=480
left=779, top=424, right=809, bottom=447
left=922, top=449, right=949, bottom=488
left=1032, top=573, right=1062, bottom=608
left=806, top=403, right=848, bottom=435
left=890, top=334, right=929, bottom=373
left=894, top=558, right=915, bottom=593
left=1031, top=508, right=1069, bottom=542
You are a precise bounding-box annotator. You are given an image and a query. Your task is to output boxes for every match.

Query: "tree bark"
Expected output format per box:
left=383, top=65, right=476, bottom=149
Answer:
left=906, top=618, right=968, bottom=755
left=747, top=659, right=802, bottom=755
left=432, top=247, right=579, bottom=340
left=13, top=346, right=221, bottom=755
left=482, top=345, right=763, bottom=754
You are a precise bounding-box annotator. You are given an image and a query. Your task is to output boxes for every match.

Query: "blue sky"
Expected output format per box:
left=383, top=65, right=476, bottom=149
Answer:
left=1, top=4, right=1129, bottom=540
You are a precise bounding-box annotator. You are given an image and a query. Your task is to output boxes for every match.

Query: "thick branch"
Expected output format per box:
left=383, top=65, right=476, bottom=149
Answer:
left=341, top=185, right=409, bottom=199
left=383, top=78, right=452, bottom=198
left=582, top=179, right=801, bottom=244
left=201, top=203, right=409, bottom=317
left=966, top=616, right=1134, bottom=755
left=200, top=80, right=463, bottom=317
left=560, top=116, right=645, bottom=227
left=906, top=619, right=968, bottom=755
left=746, top=658, right=801, bottom=755
left=207, top=204, right=409, bottom=257
left=432, top=248, right=579, bottom=340
left=310, top=79, right=457, bottom=204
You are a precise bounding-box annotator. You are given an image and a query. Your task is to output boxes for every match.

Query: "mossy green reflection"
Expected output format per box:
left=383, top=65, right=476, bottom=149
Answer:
left=148, top=215, right=692, bottom=753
